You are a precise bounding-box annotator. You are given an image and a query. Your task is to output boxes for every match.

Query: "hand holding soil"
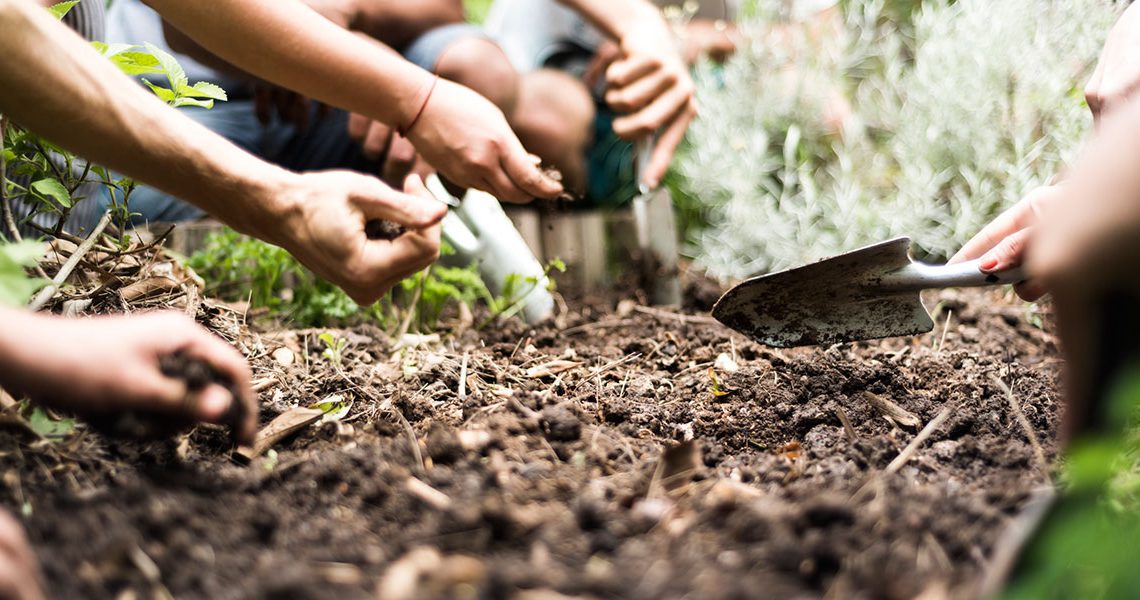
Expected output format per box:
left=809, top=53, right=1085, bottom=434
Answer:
left=267, top=171, right=445, bottom=305
left=404, top=77, right=564, bottom=203
left=0, top=310, right=256, bottom=445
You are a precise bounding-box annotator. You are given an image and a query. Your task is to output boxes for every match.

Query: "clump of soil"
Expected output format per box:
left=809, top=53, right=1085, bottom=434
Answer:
left=0, top=287, right=1060, bottom=599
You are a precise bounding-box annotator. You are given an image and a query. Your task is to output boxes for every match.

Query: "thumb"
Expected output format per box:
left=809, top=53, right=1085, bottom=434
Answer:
left=501, top=139, right=563, bottom=200
left=354, top=174, right=445, bottom=228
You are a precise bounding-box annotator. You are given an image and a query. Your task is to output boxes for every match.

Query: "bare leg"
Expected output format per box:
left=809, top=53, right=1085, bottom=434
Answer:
left=508, top=69, right=595, bottom=192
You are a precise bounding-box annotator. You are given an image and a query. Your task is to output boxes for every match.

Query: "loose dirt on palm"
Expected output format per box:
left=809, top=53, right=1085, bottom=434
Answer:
left=0, top=286, right=1059, bottom=599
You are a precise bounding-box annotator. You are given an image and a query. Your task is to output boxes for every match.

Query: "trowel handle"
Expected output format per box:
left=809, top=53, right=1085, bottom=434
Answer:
left=885, top=259, right=1029, bottom=291
left=635, top=136, right=655, bottom=194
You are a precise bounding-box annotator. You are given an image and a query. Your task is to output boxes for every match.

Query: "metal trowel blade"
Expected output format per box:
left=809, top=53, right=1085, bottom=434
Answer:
left=711, top=237, right=934, bottom=348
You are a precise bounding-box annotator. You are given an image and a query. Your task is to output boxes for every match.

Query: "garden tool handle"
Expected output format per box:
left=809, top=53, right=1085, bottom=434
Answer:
left=881, top=259, right=1029, bottom=291
left=635, top=136, right=655, bottom=194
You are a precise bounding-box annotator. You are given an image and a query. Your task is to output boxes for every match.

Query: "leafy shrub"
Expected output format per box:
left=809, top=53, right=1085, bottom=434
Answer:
left=675, top=0, right=1118, bottom=279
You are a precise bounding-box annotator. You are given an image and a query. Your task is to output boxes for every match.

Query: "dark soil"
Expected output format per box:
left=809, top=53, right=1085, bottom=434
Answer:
left=0, top=287, right=1060, bottom=599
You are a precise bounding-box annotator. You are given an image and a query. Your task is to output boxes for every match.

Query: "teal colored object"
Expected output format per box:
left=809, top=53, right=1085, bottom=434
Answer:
left=585, top=107, right=638, bottom=208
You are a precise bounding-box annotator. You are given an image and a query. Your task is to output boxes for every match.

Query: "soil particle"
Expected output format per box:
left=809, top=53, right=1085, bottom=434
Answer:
left=540, top=403, right=583, bottom=442
left=0, top=288, right=1062, bottom=600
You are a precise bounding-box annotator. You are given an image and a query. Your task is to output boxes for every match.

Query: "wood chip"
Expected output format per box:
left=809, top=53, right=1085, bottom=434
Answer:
left=118, top=276, right=181, bottom=302
left=525, top=360, right=581, bottom=379
left=233, top=407, right=323, bottom=463
left=648, top=440, right=702, bottom=499
left=861, top=391, right=921, bottom=428
left=404, top=477, right=451, bottom=510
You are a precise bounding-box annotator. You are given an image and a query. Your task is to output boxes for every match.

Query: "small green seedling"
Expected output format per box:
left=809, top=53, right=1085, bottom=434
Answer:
left=319, top=332, right=348, bottom=367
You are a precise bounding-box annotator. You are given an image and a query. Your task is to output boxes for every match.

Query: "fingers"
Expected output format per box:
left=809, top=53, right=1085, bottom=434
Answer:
left=612, top=82, right=694, bottom=140
left=176, top=325, right=256, bottom=444
left=645, top=100, right=697, bottom=187
left=347, top=112, right=370, bottom=142
left=361, top=121, right=393, bottom=161
left=1013, top=279, right=1048, bottom=303
left=352, top=174, right=447, bottom=228
left=977, top=227, right=1033, bottom=274
left=605, top=68, right=676, bottom=114
left=498, top=138, right=564, bottom=202
left=349, top=223, right=442, bottom=305
left=606, top=54, right=661, bottom=89
left=949, top=186, right=1054, bottom=264
left=382, top=134, right=417, bottom=184
left=0, top=510, right=44, bottom=600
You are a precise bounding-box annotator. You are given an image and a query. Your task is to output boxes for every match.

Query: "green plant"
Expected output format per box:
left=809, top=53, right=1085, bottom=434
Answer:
left=319, top=332, right=347, bottom=366
left=674, top=0, right=1118, bottom=280
left=189, top=228, right=502, bottom=331
left=484, top=257, right=566, bottom=323
left=2, top=2, right=225, bottom=243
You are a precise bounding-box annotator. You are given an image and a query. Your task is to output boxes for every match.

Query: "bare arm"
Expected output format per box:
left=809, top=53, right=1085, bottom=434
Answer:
left=0, top=0, right=293, bottom=241
left=144, top=0, right=430, bottom=128
left=0, top=0, right=446, bottom=306
left=144, top=0, right=560, bottom=201
left=556, top=0, right=696, bottom=187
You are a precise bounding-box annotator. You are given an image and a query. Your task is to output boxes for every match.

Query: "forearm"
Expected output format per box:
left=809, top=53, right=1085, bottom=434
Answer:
left=0, top=0, right=297, bottom=243
left=556, top=0, right=665, bottom=41
left=144, top=0, right=435, bottom=128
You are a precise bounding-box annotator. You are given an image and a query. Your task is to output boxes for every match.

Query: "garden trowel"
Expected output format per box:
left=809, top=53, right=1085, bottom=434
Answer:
left=632, top=137, right=682, bottom=306
left=712, top=237, right=1027, bottom=348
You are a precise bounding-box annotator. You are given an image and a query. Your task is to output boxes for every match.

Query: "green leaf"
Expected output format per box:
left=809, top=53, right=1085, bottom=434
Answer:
left=143, top=80, right=176, bottom=104
left=172, top=97, right=215, bottom=109
left=182, top=81, right=228, bottom=101
left=312, top=395, right=351, bottom=421
left=142, top=42, right=188, bottom=92
left=111, top=51, right=162, bottom=76
left=0, top=241, right=48, bottom=307
left=30, top=178, right=72, bottom=208
left=47, top=1, right=80, bottom=20
left=26, top=406, right=75, bottom=440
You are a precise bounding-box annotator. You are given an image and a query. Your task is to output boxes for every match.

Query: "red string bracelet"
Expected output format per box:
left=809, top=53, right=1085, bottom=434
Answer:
left=398, top=74, right=439, bottom=137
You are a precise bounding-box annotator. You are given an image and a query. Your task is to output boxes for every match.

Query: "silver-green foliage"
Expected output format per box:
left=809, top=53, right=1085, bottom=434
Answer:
left=677, top=0, right=1118, bottom=279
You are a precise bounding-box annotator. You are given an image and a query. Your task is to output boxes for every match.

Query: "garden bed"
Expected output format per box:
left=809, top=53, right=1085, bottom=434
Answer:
left=0, top=285, right=1059, bottom=599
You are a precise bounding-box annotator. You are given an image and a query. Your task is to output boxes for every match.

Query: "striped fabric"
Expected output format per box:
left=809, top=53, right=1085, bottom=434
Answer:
left=7, top=0, right=107, bottom=239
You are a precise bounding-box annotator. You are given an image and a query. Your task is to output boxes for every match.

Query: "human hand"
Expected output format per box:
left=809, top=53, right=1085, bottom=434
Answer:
left=0, top=311, right=256, bottom=445
left=0, top=511, right=42, bottom=600
left=405, top=78, right=563, bottom=203
left=269, top=171, right=445, bottom=303
left=253, top=84, right=329, bottom=131
left=1085, top=2, right=1140, bottom=121
left=346, top=114, right=429, bottom=184
left=1026, top=98, right=1140, bottom=440
left=948, top=185, right=1062, bottom=301
left=605, top=15, right=697, bottom=187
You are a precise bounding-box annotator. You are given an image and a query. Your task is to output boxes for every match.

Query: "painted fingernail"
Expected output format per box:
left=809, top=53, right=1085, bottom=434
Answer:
left=980, top=258, right=998, bottom=271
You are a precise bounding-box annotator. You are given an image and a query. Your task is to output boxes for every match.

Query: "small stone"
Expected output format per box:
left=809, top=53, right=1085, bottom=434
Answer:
left=273, top=347, right=295, bottom=367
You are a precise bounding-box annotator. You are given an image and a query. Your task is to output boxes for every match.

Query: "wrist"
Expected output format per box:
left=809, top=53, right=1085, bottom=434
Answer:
left=395, top=68, right=440, bottom=135
left=213, top=162, right=306, bottom=247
